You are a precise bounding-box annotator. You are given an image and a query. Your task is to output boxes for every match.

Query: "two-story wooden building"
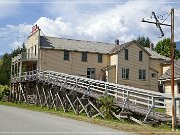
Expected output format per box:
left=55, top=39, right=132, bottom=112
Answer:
left=11, top=25, right=170, bottom=92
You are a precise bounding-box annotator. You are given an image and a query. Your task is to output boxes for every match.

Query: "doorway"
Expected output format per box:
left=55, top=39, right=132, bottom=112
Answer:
left=87, top=68, right=95, bottom=79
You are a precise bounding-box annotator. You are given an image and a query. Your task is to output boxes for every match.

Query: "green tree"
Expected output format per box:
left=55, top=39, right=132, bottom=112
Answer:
left=0, top=53, right=11, bottom=85
left=136, top=36, right=152, bottom=48
left=155, top=38, right=180, bottom=59
left=0, top=44, right=26, bottom=85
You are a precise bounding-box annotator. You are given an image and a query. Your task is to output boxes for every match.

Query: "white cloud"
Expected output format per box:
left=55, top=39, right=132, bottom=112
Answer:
left=42, top=0, right=180, bottom=44
left=1, top=0, right=180, bottom=55
left=0, top=23, right=32, bottom=52
left=0, top=0, right=22, bottom=18
left=35, top=17, right=72, bottom=38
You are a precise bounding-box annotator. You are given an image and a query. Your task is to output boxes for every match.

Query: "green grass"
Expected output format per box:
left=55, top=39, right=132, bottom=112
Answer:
left=155, top=108, right=166, bottom=113
left=0, top=101, right=179, bottom=135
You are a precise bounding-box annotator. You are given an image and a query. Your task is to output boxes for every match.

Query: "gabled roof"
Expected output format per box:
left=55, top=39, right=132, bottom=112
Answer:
left=144, top=47, right=171, bottom=61
left=109, top=40, right=151, bottom=56
left=160, top=59, right=180, bottom=80
left=40, top=36, right=115, bottom=54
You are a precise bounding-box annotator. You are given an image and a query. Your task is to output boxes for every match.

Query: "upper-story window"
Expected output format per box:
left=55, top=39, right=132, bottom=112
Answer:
left=64, top=51, right=69, bottom=60
left=139, top=69, right=146, bottom=80
left=122, top=67, right=129, bottom=79
left=82, top=52, right=87, bottom=62
left=139, top=51, right=143, bottom=61
left=98, top=54, right=103, bottom=63
left=34, top=45, right=37, bottom=56
left=125, top=49, right=128, bottom=60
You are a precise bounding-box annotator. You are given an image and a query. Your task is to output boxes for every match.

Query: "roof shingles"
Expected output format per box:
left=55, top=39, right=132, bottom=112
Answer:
left=40, top=36, right=115, bottom=54
left=160, top=60, right=180, bottom=80
left=144, top=47, right=171, bottom=61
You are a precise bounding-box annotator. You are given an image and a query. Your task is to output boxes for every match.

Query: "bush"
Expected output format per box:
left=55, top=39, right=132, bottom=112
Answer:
left=0, top=85, right=10, bottom=100
left=98, top=94, right=115, bottom=119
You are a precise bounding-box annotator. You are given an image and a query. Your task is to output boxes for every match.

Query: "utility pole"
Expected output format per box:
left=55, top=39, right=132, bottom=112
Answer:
left=142, top=8, right=175, bottom=131
left=170, top=8, right=175, bottom=131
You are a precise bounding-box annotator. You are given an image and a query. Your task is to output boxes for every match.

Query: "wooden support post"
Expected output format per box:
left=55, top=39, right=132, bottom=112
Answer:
left=88, top=99, right=104, bottom=119
left=36, top=84, right=42, bottom=106
left=19, top=83, right=27, bottom=103
left=65, top=94, right=78, bottom=114
left=42, top=85, right=48, bottom=107
left=49, top=88, right=56, bottom=109
left=77, top=97, right=90, bottom=117
left=56, top=91, right=65, bottom=112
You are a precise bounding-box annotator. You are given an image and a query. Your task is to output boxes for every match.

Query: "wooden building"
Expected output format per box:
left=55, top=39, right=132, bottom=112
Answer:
left=159, top=60, right=180, bottom=117
left=11, top=25, right=170, bottom=92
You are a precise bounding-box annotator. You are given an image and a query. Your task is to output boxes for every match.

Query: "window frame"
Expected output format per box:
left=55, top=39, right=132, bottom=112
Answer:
left=82, top=52, right=87, bottom=62
left=121, top=67, right=129, bottom=79
left=98, top=53, right=103, bottom=63
left=139, top=69, right=146, bottom=80
left=139, top=51, right=143, bottom=61
left=151, top=73, right=156, bottom=78
left=125, top=49, right=128, bottom=60
left=64, top=50, right=70, bottom=61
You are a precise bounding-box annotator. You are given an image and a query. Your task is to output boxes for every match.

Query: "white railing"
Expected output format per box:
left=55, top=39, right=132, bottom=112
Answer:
left=21, top=52, right=38, bottom=60
left=13, top=69, right=178, bottom=121
left=24, top=70, right=169, bottom=109
left=12, top=52, right=38, bottom=63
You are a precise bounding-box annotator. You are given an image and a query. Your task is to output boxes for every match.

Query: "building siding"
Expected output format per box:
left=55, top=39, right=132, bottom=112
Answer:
left=150, top=59, right=163, bottom=78
left=165, top=81, right=180, bottom=117
left=117, top=43, right=150, bottom=90
left=107, top=66, right=116, bottom=83
left=149, top=70, right=159, bottom=91
left=40, top=49, right=109, bottom=80
left=25, top=30, right=40, bottom=55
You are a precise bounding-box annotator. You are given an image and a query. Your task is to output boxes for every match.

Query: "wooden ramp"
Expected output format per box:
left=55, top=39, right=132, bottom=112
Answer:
left=10, top=70, right=180, bottom=125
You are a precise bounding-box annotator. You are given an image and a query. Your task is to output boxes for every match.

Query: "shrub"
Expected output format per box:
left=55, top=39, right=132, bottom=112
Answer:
left=0, top=85, right=10, bottom=100
left=98, top=94, right=115, bottom=119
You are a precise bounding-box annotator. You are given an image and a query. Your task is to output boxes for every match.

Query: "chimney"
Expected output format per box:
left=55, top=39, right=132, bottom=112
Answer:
left=115, top=39, right=119, bottom=45
left=150, top=43, right=154, bottom=50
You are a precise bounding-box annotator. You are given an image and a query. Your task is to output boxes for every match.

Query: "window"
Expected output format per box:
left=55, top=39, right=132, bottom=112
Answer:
left=64, top=51, right=69, bottom=60
left=98, top=54, right=103, bottom=63
left=122, top=67, right=129, bottom=79
left=139, top=51, right=143, bottom=61
left=82, top=52, right=87, bottom=62
left=178, top=82, right=180, bottom=94
left=139, top=69, right=146, bottom=80
left=125, top=49, right=128, bottom=60
left=87, top=68, right=95, bottom=79
left=151, top=73, right=156, bottom=78
left=34, top=45, right=37, bottom=56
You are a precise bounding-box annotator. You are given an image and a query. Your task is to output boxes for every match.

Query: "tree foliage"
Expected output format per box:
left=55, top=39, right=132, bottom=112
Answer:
left=0, top=44, right=26, bottom=85
left=155, top=38, right=180, bottom=60
left=136, top=36, right=152, bottom=48
left=98, top=94, right=115, bottom=119
left=0, top=85, right=9, bottom=100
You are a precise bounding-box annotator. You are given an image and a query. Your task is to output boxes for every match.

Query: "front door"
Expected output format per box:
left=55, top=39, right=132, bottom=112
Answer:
left=87, top=68, right=95, bottom=79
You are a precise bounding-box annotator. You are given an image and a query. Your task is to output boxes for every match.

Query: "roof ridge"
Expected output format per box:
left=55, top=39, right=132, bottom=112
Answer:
left=40, top=35, right=114, bottom=45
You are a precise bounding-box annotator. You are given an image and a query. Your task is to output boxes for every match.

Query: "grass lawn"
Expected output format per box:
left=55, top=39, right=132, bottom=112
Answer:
left=0, top=101, right=179, bottom=135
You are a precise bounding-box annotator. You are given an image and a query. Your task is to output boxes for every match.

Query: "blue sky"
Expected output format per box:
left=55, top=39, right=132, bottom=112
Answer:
left=0, top=0, right=180, bottom=55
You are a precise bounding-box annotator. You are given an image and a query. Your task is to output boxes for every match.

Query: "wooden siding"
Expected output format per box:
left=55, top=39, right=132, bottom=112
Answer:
left=25, top=30, right=40, bottom=55
left=107, top=66, right=116, bottom=83
left=150, top=59, right=163, bottom=78
left=149, top=69, right=159, bottom=91
left=117, top=43, right=150, bottom=90
left=110, top=54, right=118, bottom=65
left=165, top=81, right=180, bottom=117
left=40, top=49, right=109, bottom=80
left=163, top=65, right=171, bottom=74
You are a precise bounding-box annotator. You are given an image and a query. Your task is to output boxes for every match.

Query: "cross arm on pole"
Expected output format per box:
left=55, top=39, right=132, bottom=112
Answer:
left=141, top=19, right=171, bottom=27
